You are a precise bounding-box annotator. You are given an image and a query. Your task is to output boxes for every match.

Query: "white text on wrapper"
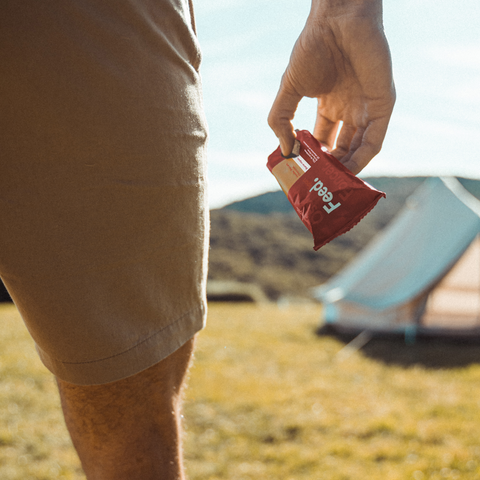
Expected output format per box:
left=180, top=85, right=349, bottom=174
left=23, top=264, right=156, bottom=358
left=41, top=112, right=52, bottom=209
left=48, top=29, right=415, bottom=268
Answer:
left=309, top=178, right=341, bottom=214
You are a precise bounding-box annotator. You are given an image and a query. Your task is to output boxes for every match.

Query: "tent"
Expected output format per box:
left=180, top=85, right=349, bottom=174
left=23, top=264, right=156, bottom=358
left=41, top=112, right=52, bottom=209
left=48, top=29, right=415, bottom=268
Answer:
left=313, top=177, right=480, bottom=339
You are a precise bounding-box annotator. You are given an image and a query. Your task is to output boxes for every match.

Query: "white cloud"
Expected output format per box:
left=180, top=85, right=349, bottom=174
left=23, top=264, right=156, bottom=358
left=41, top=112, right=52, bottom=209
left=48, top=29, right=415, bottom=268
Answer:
left=447, top=79, right=480, bottom=104
left=392, top=113, right=480, bottom=140
left=423, top=44, right=480, bottom=70
left=366, top=112, right=480, bottom=180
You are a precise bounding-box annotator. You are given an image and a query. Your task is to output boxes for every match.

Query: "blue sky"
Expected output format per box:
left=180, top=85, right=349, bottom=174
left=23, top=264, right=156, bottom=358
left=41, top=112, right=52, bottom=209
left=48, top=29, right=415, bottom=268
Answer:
left=194, top=0, right=480, bottom=208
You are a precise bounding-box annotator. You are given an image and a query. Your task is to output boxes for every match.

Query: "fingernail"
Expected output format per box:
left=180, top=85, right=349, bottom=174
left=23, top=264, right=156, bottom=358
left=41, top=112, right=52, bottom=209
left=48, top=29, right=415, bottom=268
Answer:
left=281, top=139, right=301, bottom=158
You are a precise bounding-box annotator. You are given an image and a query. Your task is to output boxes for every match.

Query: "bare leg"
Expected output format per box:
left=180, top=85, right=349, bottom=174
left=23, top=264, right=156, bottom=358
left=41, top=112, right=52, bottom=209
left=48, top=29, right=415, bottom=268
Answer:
left=56, top=338, right=195, bottom=480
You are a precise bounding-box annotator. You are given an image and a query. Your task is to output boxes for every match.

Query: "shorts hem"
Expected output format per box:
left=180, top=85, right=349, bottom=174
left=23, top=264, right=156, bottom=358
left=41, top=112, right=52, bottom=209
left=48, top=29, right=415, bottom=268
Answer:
left=36, top=304, right=206, bottom=385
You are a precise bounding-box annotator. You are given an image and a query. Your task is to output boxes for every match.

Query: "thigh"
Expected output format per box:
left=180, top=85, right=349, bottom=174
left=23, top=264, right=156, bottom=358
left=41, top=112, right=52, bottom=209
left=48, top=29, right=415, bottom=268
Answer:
left=0, top=0, right=209, bottom=385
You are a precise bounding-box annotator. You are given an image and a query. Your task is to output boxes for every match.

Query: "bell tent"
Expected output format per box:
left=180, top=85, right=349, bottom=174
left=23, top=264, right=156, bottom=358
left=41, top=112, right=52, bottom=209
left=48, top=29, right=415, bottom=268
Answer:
left=313, top=177, right=480, bottom=338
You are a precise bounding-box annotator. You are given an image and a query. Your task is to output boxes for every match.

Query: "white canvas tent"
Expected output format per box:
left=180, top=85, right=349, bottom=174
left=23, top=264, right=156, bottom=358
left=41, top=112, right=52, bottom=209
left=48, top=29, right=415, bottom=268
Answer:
left=313, top=177, right=480, bottom=338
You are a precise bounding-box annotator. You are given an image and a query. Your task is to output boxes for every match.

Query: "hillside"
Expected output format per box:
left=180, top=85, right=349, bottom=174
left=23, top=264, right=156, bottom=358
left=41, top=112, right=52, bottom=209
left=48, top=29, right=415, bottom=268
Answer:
left=209, top=176, right=480, bottom=301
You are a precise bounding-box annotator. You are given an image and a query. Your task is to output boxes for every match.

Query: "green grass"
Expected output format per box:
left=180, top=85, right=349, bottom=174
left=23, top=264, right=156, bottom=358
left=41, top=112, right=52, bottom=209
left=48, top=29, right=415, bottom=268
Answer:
left=2, top=302, right=480, bottom=479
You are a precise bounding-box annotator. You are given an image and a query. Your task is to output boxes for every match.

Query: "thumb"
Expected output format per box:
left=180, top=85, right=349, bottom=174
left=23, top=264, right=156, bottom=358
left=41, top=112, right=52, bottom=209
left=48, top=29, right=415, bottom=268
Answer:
left=268, top=78, right=302, bottom=157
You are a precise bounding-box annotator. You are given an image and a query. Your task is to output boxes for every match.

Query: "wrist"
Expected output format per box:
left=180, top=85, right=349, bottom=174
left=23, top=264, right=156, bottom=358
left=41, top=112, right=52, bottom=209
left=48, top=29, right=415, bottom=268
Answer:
left=310, top=0, right=383, bottom=23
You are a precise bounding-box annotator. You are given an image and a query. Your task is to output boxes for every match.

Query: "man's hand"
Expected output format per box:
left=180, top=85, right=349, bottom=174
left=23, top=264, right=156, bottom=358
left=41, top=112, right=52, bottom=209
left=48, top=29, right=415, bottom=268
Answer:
left=268, top=0, right=395, bottom=174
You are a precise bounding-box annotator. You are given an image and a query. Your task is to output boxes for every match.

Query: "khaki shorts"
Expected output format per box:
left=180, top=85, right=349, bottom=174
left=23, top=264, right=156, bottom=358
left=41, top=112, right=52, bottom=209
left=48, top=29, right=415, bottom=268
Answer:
left=0, top=0, right=209, bottom=385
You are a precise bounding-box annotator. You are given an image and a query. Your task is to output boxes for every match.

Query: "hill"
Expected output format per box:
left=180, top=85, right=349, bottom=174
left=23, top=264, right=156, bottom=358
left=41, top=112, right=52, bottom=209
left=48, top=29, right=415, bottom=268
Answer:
left=209, top=176, right=480, bottom=301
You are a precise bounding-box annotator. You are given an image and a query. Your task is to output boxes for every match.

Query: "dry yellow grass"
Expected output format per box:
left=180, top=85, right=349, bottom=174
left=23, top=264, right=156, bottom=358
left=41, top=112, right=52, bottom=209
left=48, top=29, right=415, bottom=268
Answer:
left=0, top=304, right=83, bottom=480
left=1, top=302, right=480, bottom=479
left=185, top=303, right=480, bottom=480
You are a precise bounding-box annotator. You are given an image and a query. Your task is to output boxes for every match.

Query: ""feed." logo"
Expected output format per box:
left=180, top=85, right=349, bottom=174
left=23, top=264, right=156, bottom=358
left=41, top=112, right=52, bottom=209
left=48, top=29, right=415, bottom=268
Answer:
left=309, top=178, right=341, bottom=214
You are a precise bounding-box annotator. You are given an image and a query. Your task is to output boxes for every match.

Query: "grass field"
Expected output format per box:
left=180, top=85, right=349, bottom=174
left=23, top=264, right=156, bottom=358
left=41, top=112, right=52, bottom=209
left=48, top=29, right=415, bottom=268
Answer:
left=2, top=302, right=480, bottom=479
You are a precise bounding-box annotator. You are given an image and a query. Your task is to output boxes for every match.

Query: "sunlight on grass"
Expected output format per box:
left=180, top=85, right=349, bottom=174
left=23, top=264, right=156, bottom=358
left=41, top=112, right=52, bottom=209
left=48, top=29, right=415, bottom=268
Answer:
left=0, top=304, right=83, bottom=480
left=1, top=302, right=480, bottom=479
left=184, top=303, right=480, bottom=480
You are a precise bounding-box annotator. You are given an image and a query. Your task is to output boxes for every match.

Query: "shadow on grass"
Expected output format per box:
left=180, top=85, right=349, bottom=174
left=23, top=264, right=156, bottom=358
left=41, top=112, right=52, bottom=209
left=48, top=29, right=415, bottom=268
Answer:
left=317, top=326, right=480, bottom=369
left=361, top=338, right=480, bottom=369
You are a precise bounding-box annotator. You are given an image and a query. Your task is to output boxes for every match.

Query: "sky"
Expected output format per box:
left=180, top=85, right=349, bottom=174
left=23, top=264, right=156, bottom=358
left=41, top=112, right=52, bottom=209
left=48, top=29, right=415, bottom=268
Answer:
left=193, top=0, right=480, bottom=208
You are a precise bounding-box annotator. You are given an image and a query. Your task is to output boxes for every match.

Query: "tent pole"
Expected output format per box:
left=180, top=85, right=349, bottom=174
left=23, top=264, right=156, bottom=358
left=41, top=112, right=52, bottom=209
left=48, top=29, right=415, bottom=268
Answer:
left=404, top=324, right=417, bottom=346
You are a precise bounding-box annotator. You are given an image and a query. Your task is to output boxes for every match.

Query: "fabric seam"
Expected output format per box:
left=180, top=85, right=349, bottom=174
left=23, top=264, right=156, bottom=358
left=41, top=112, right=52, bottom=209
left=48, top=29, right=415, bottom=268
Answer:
left=58, top=305, right=203, bottom=366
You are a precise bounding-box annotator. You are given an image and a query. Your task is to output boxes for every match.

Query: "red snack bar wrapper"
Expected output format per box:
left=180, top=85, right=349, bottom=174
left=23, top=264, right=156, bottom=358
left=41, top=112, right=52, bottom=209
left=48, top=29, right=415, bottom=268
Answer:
left=267, top=130, right=386, bottom=250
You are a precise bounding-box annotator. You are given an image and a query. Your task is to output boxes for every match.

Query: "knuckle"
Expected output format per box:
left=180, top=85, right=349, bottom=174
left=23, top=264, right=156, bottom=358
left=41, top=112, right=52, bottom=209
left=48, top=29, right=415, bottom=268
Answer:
left=267, top=112, right=277, bottom=130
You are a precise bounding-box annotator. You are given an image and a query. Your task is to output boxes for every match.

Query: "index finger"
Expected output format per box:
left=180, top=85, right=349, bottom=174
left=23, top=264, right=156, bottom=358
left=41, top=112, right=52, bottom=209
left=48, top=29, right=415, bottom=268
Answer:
left=268, top=80, right=302, bottom=157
